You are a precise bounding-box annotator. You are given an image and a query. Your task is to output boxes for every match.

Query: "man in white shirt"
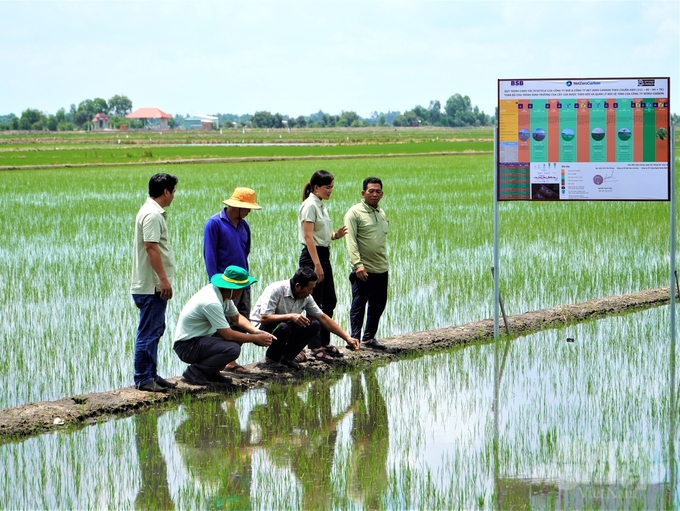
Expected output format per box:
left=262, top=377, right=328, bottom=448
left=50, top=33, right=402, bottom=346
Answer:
left=173, top=266, right=275, bottom=385
left=251, top=267, right=359, bottom=368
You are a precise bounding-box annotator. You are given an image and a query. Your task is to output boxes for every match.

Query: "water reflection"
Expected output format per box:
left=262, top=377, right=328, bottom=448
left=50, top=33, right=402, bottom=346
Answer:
left=2, top=308, right=679, bottom=509
left=170, top=368, right=389, bottom=508
left=135, top=410, right=173, bottom=510
left=493, top=308, right=678, bottom=510
left=174, top=397, right=253, bottom=509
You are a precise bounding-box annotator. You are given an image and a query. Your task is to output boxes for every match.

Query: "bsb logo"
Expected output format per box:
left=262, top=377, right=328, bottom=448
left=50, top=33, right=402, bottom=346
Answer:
left=510, top=80, right=524, bottom=86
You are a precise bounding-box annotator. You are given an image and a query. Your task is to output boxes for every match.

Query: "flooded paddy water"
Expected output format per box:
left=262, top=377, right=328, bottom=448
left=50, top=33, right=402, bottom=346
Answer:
left=0, top=306, right=676, bottom=509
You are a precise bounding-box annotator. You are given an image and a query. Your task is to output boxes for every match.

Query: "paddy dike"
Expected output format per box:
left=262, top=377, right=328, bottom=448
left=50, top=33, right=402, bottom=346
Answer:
left=0, top=286, right=672, bottom=441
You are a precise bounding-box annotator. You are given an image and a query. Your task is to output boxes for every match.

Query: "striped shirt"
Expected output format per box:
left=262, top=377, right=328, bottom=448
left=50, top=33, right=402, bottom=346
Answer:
left=251, top=279, right=323, bottom=328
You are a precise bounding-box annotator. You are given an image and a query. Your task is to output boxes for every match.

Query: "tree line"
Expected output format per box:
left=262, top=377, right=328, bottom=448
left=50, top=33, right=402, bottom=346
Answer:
left=6, top=92, right=676, bottom=132
left=0, top=95, right=133, bottom=131
left=1, top=92, right=499, bottom=132
left=238, top=94, right=494, bottom=129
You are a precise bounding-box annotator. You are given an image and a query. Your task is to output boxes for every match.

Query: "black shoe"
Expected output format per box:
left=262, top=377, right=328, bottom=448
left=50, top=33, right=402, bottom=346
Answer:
left=205, top=371, right=233, bottom=384
left=183, top=367, right=209, bottom=386
left=155, top=376, right=178, bottom=389
left=137, top=380, right=168, bottom=393
left=280, top=357, right=302, bottom=370
left=362, top=338, right=387, bottom=350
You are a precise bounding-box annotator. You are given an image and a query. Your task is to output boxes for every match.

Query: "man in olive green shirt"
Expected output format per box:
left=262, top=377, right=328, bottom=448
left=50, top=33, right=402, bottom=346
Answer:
left=344, top=177, right=389, bottom=350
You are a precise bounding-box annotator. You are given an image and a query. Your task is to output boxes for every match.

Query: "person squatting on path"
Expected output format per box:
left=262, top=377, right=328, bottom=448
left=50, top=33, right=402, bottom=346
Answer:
left=203, top=187, right=262, bottom=374
left=250, top=267, right=360, bottom=367
left=130, top=173, right=179, bottom=393
left=344, top=177, right=390, bottom=350
left=172, top=266, right=276, bottom=386
left=298, top=170, right=358, bottom=360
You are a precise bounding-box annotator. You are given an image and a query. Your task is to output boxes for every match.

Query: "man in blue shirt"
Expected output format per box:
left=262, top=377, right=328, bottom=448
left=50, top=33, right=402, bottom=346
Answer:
left=203, top=187, right=262, bottom=373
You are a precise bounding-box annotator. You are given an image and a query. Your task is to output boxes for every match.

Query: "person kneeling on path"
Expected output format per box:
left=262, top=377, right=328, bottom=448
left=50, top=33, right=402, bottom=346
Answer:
left=173, top=266, right=276, bottom=385
left=251, top=266, right=360, bottom=368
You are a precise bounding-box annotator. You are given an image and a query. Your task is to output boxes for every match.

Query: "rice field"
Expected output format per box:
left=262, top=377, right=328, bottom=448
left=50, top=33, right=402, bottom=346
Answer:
left=0, top=154, right=674, bottom=409
left=0, top=306, right=676, bottom=509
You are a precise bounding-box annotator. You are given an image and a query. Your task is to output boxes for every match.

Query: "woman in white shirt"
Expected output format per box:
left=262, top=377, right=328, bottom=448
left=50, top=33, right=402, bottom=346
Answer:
left=298, top=170, right=356, bottom=362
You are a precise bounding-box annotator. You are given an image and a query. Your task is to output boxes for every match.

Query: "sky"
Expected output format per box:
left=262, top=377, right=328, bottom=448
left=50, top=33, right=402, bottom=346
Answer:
left=0, top=0, right=678, bottom=119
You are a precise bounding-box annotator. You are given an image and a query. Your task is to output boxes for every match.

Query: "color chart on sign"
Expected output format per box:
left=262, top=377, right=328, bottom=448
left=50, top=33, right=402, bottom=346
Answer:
left=497, top=78, right=670, bottom=201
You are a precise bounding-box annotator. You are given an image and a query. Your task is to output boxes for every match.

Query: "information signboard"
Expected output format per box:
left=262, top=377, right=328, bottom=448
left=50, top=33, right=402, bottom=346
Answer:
left=497, top=78, right=670, bottom=201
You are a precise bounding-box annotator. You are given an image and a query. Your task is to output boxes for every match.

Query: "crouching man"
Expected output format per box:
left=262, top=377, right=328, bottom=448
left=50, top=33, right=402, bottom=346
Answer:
left=251, top=266, right=360, bottom=369
left=173, top=266, right=276, bottom=385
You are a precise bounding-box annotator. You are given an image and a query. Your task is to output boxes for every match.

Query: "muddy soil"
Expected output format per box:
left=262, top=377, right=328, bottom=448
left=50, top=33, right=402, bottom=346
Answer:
left=0, top=286, right=671, bottom=441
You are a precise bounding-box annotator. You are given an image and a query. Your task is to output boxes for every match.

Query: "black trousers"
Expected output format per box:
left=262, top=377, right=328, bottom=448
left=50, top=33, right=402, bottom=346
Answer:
left=265, top=319, right=320, bottom=361
left=349, top=271, right=389, bottom=341
left=299, top=245, right=336, bottom=347
left=173, top=336, right=241, bottom=377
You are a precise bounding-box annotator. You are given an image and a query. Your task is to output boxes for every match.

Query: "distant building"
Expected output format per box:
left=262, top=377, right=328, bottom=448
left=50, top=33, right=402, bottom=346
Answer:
left=182, top=114, right=218, bottom=131
left=125, top=107, right=172, bottom=130
left=92, top=113, right=109, bottom=130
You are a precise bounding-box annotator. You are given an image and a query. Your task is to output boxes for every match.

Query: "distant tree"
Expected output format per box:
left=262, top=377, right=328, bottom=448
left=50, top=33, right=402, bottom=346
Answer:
left=272, top=113, right=284, bottom=128
left=19, top=108, right=46, bottom=130
left=444, top=94, right=476, bottom=126
left=339, top=111, right=360, bottom=127
left=0, top=113, right=18, bottom=130
left=428, top=100, right=441, bottom=124
left=92, top=97, right=109, bottom=115
left=412, top=105, right=429, bottom=125
left=378, top=114, right=386, bottom=126
left=393, top=110, right=419, bottom=127
left=108, top=94, right=133, bottom=117
left=251, top=111, right=274, bottom=128
left=287, top=117, right=297, bottom=128
left=296, top=115, right=307, bottom=128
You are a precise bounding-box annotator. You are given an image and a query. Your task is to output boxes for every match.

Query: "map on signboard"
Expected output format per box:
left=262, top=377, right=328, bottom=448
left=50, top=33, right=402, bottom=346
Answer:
left=497, top=78, right=670, bottom=201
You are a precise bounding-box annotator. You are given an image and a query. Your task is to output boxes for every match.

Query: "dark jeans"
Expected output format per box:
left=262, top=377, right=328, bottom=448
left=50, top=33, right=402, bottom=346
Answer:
left=132, top=292, right=167, bottom=386
left=265, top=319, right=320, bottom=361
left=349, top=271, right=389, bottom=341
left=173, top=336, right=241, bottom=377
left=299, top=245, right=336, bottom=347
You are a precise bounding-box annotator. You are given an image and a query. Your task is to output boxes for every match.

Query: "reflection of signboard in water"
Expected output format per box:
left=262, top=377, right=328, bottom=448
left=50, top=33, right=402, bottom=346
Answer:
left=497, top=77, right=670, bottom=201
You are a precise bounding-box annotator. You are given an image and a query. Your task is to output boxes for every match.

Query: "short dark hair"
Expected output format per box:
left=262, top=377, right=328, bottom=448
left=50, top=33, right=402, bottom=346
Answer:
left=363, top=176, right=382, bottom=191
left=148, top=173, right=178, bottom=198
left=292, top=266, right=318, bottom=288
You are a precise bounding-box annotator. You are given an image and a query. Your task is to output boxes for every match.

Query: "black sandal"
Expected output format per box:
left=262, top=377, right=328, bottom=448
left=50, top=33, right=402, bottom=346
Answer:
left=311, top=349, right=335, bottom=364
left=322, top=345, right=344, bottom=358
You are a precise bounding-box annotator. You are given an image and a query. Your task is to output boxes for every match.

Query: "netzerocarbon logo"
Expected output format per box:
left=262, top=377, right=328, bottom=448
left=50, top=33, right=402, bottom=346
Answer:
left=566, top=80, right=572, bottom=87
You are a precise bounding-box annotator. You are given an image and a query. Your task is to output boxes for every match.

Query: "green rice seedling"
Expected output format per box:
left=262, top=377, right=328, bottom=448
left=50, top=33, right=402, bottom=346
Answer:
left=0, top=152, right=676, bottom=413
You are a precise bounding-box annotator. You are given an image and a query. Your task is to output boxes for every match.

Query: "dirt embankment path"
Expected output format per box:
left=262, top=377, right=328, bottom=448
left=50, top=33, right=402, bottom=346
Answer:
left=0, top=286, right=671, bottom=441
left=0, top=150, right=492, bottom=171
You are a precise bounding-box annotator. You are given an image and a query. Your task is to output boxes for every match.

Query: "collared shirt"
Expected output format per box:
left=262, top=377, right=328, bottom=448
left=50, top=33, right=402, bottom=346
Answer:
left=174, top=284, right=239, bottom=342
left=344, top=199, right=389, bottom=273
left=203, top=208, right=251, bottom=280
left=250, top=279, right=323, bottom=328
left=298, top=193, right=332, bottom=247
left=130, top=197, right=176, bottom=295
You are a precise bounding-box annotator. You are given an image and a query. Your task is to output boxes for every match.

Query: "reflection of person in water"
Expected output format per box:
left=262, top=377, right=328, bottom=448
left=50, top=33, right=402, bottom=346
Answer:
left=174, top=397, right=253, bottom=510
left=347, top=367, right=389, bottom=508
left=249, top=374, right=353, bottom=509
left=134, top=410, right=174, bottom=510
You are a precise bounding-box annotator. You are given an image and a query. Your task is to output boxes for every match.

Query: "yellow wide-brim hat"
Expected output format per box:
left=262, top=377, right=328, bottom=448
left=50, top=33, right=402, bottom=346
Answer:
left=222, top=187, right=262, bottom=209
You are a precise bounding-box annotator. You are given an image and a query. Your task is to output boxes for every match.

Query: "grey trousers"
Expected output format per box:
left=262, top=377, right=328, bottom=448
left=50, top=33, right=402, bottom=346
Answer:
left=173, top=336, right=241, bottom=376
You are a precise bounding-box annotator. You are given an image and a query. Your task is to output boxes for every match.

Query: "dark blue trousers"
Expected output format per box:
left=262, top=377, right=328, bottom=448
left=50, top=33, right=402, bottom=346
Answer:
left=132, top=292, right=167, bottom=386
left=349, top=271, right=389, bottom=342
